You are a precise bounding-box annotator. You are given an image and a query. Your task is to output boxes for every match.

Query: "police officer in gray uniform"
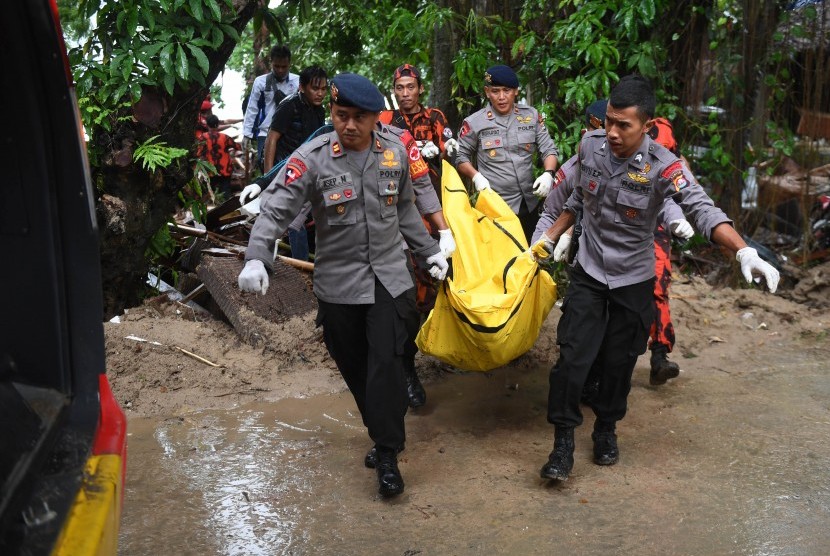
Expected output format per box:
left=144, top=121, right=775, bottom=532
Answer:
left=455, top=64, right=560, bottom=243
left=534, top=75, right=779, bottom=482
left=238, top=73, right=449, bottom=498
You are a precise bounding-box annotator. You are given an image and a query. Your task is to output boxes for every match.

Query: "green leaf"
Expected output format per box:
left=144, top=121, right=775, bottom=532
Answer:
left=186, top=44, right=209, bottom=76
left=189, top=0, right=204, bottom=22
left=159, top=43, right=175, bottom=75
left=206, top=0, right=222, bottom=20
left=175, top=44, right=189, bottom=81
left=163, top=72, right=175, bottom=95
left=126, top=9, right=138, bottom=37
left=121, top=57, right=133, bottom=81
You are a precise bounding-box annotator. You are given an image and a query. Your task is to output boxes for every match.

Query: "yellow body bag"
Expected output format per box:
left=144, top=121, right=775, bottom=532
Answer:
left=416, top=162, right=557, bottom=371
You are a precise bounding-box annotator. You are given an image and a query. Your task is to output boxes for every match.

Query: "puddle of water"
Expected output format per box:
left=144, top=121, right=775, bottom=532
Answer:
left=119, top=354, right=830, bottom=555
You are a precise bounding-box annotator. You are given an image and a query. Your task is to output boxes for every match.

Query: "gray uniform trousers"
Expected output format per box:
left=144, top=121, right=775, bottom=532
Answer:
left=547, top=264, right=655, bottom=428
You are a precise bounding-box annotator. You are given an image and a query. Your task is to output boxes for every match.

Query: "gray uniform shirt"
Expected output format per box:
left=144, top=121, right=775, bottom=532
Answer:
left=531, top=154, right=684, bottom=243
left=563, top=130, right=731, bottom=289
left=380, top=123, right=442, bottom=215
left=455, top=103, right=559, bottom=214
left=245, top=130, right=440, bottom=304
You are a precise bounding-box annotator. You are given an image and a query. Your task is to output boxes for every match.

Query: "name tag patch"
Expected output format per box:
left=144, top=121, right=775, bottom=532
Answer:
left=319, top=172, right=353, bottom=191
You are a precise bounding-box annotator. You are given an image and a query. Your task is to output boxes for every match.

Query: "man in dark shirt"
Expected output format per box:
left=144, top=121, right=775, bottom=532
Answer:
left=263, top=65, right=328, bottom=172
left=260, top=66, right=328, bottom=261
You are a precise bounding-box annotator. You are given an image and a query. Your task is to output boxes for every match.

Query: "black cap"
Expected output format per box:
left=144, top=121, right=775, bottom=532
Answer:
left=585, top=99, right=608, bottom=129
left=484, top=65, right=519, bottom=88
left=330, top=73, right=385, bottom=112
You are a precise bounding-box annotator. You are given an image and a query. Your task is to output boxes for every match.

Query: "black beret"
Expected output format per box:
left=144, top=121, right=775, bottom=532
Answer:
left=585, top=99, right=608, bottom=129
left=330, top=73, right=385, bottom=112
left=484, top=65, right=519, bottom=88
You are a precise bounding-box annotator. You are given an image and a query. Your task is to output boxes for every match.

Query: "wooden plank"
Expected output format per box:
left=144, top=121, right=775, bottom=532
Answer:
left=197, top=257, right=317, bottom=346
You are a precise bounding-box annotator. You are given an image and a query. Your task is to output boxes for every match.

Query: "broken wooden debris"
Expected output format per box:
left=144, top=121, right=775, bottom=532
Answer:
left=196, top=256, right=317, bottom=347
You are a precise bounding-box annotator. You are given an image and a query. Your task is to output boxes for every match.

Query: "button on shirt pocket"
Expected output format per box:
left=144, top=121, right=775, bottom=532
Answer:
left=378, top=180, right=399, bottom=218
left=614, top=188, right=651, bottom=226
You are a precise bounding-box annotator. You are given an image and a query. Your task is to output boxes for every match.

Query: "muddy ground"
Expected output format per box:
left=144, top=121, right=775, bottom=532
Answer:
left=108, top=270, right=830, bottom=555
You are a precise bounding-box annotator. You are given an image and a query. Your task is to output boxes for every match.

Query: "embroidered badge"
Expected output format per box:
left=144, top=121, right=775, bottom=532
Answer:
left=336, top=205, right=345, bottom=214
left=625, top=208, right=639, bottom=219
left=553, top=168, right=566, bottom=187
left=460, top=121, right=471, bottom=138
left=660, top=161, right=683, bottom=180
left=627, top=172, right=650, bottom=184
left=588, top=180, right=598, bottom=191
left=673, top=176, right=688, bottom=192
left=634, top=153, right=643, bottom=163
left=343, top=188, right=353, bottom=198
left=381, top=149, right=400, bottom=168
left=285, top=157, right=307, bottom=186
left=386, top=196, right=395, bottom=206
left=642, top=162, right=651, bottom=174
left=516, top=115, right=532, bottom=124
left=328, top=193, right=342, bottom=201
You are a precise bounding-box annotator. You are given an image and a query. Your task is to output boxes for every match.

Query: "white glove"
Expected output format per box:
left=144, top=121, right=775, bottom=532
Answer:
left=530, top=235, right=554, bottom=262
left=472, top=172, right=491, bottom=192
left=438, top=228, right=456, bottom=259
left=241, top=136, right=252, bottom=152
left=239, top=183, right=262, bottom=205
left=425, top=252, right=449, bottom=280
left=553, top=233, right=571, bottom=262
left=238, top=259, right=269, bottom=295
left=444, top=138, right=459, bottom=158
left=420, top=140, right=440, bottom=159
left=669, top=219, right=694, bottom=239
left=532, top=171, right=555, bottom=198
left=736, top=247, right=780, bottom=294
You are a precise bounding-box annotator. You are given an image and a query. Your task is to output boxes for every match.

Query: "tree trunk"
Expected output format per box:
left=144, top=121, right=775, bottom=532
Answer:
left=96, top=0, right=260, bottom=319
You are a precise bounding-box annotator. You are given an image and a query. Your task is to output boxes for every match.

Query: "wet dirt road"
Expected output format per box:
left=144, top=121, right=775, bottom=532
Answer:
left=119, top=338, right=830, bottom=555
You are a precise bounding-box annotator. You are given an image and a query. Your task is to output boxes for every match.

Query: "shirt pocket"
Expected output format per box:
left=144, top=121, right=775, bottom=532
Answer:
left=479, top=131, right=504, bottom=162
left=323, top=184, right=358, bottom=225
left=614, top=188, right=651, bottom=226
left=517, top=129, right=536, bottom=154
left=580, top=175, right=603, bottom=216
left=377, top=180, right=400, bottom=219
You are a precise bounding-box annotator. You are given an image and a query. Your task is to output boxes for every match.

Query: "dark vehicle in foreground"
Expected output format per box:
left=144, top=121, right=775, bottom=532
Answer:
left=1, top=1, right=127, bottom=554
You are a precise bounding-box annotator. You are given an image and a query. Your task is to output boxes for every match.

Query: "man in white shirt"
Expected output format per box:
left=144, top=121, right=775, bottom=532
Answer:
left=241, top=45, right=300, bottom=171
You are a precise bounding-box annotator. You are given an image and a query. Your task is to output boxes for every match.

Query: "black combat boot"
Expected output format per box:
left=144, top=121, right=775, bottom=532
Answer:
left=375, top=447, right=405, bottom=498
left=405, top=360, right=426, bottom=408
left=364, top=443, right=405, bottom=469
left=650, top=343, right=680, bottom=386
left=540, top=426, right=575, bottom=481
left=592, top=420, right=619, bottom=466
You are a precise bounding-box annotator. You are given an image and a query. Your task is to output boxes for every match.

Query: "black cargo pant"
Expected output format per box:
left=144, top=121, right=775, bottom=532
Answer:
left=547, top=264, right=655, bottom=428
left=316, top=279, right=412, bottom=450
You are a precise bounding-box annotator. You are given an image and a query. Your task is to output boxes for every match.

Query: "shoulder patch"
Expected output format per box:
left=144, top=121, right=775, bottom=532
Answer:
left=660, top=160, right=683, bottom=180
left=459, top=121, right=471, bottom=139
